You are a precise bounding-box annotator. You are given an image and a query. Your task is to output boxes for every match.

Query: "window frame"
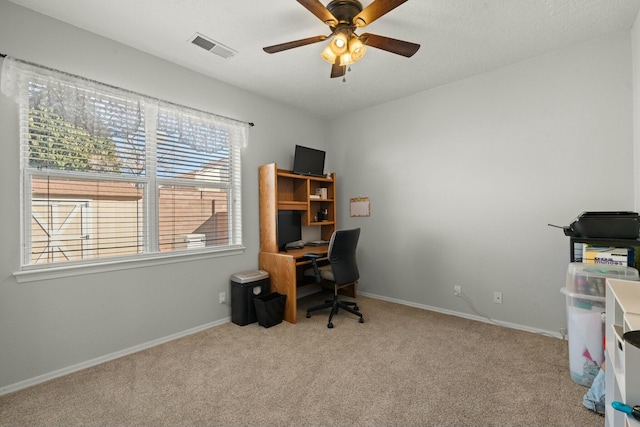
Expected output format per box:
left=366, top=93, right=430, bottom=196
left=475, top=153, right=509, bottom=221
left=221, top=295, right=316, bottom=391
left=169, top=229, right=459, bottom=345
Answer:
left=1, top=58, right=247, bottom=282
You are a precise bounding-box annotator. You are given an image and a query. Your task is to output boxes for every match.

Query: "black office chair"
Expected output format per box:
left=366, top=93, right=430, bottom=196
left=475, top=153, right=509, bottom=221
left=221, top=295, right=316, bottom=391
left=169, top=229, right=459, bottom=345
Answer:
left=304, top=228, right=364, bottom=328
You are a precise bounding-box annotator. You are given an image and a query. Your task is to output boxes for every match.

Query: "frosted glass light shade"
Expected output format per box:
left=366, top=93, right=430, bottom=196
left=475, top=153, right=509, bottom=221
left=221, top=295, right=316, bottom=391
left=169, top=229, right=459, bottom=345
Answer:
left=321, top=45, right=337, bottom=64
left=348, top=37, right=366, bottom=62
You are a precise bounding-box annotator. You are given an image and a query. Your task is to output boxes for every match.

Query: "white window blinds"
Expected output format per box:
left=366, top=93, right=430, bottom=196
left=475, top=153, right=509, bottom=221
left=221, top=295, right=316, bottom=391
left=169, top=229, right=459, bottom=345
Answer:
left=1, top=57, right=247, bottom=268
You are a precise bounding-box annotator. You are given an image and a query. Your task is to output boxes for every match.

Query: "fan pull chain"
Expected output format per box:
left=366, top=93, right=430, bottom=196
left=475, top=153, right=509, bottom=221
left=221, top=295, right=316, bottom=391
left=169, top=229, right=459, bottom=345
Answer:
left=343, top=66, right=352, bottom=83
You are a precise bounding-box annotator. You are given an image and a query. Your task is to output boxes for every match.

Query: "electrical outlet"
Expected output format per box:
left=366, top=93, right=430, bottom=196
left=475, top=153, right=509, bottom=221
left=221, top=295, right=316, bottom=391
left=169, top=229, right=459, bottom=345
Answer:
left=493, top=291, right=503, bottom=304
left=454, top=286, right=461, bottom=296
left=219, top=291, right=226, bottom=304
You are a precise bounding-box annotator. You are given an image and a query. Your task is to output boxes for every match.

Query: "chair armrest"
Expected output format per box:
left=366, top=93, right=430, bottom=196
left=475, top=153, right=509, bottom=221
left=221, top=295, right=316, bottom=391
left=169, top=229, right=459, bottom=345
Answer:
left=302, top=254, right=322, bottom=283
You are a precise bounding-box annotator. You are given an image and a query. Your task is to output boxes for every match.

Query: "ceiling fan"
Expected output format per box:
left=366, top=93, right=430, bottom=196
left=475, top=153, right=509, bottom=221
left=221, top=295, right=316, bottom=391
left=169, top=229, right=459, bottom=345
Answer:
left=263, top=0, right=420, bottom=79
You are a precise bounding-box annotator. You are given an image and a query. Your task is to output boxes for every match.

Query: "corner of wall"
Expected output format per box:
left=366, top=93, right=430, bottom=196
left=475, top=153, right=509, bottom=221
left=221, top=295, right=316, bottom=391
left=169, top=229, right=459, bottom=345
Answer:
left=633, top=9, right=640, bottom=210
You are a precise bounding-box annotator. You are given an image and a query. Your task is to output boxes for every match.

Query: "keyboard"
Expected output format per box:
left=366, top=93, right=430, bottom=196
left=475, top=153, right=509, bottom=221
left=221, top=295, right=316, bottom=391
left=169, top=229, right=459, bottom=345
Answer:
left=307, top=240, right=329, bottom=246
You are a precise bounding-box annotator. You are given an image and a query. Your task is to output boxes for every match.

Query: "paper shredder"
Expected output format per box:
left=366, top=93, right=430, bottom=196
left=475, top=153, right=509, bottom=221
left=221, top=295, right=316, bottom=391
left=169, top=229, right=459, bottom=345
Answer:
left=230, top=270, right=270, bottom=326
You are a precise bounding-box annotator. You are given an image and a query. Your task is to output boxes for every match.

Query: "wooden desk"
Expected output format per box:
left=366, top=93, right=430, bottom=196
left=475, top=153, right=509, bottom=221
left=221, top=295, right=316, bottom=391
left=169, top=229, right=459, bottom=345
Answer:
left=258, top=163, right=342, bottom=323
left=259, top=246, right=356, bottom=324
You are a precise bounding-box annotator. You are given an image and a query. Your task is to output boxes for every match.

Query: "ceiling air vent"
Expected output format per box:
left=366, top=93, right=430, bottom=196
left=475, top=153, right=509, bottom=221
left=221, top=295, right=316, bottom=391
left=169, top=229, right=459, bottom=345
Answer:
left=190, top=33, right=237, bottom=59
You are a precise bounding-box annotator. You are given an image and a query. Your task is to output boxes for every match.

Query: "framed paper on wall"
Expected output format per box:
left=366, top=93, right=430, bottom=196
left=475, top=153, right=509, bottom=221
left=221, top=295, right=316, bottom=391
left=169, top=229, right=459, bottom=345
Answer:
left=350, top=197, right=370, bottom=217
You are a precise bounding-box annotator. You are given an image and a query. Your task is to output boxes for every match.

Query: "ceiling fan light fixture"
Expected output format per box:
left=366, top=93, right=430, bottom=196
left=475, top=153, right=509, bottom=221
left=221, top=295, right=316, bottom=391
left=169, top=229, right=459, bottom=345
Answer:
left=324, top=30, right=366, bottom=66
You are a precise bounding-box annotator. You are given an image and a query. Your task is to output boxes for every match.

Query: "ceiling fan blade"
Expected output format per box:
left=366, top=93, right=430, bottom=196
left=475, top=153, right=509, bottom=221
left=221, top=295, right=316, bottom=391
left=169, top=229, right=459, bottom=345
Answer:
left=297, top=0, right=338, bottom=26
left=263, top=35, right=328, bottom=54
left=353, top=0, right=408, bottom=27
left=330, top=59, right=346, bottom=79
left=361, top=33, right=420, bottom=57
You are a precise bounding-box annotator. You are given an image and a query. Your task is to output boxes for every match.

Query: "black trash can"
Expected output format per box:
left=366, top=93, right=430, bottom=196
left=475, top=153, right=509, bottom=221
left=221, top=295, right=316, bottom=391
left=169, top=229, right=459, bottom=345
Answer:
left=254, top=293, right=286, bottom=328
left=230, top=270, right=270, bottom=326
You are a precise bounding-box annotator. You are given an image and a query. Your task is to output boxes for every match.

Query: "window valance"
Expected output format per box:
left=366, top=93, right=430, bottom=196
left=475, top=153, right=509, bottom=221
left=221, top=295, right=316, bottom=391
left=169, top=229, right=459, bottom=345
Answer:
left=0, top=57, right=250, bottom=150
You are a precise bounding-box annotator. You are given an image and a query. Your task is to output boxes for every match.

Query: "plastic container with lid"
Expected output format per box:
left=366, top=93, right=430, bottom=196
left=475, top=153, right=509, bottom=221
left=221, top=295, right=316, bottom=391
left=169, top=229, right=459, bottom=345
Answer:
left=565, top=262, right=639, bottom=298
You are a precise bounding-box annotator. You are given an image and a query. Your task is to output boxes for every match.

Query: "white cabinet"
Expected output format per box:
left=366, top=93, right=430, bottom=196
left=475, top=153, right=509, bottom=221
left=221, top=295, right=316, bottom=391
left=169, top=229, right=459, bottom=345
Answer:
left=605, top=279, right=640, bottom=427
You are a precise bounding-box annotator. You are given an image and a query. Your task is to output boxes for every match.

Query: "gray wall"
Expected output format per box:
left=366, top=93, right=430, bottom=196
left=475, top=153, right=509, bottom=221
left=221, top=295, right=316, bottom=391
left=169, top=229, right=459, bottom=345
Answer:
left=634, top=9, right=640, bottom=209
left=1, top=0, right=639, bottom=393
left=329, top=32, right=635, bottom=334
left=0, top=1, right=327, bottom=392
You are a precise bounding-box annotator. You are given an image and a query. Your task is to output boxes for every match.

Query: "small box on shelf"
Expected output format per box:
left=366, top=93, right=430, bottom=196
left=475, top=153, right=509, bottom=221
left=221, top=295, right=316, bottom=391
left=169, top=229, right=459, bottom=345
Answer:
left=583, top=245, right=634, bottom=266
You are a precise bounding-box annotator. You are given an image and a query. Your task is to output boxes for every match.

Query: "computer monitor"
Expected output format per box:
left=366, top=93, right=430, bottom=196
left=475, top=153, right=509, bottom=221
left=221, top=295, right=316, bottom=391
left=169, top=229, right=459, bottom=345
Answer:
left=277, top=210, right=302, bottom=250
left=292, top=145, right=325, bottom=177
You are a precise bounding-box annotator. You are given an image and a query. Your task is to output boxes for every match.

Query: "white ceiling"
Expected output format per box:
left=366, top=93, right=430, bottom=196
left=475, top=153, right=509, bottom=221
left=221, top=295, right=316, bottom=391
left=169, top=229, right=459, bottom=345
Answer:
left=8, top=0, right=640, bottom=118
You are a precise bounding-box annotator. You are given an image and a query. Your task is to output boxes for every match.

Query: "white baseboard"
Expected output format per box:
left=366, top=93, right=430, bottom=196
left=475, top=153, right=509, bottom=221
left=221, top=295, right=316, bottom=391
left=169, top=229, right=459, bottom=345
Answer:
left=0, top=317, right=230, bottom=397
left=358, top=291, right=565, bottom=340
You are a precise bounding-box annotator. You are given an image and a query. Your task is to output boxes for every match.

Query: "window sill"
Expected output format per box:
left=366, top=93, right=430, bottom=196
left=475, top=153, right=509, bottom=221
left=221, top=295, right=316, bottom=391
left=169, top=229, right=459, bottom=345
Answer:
left=13, top=246, right=246, bottom=283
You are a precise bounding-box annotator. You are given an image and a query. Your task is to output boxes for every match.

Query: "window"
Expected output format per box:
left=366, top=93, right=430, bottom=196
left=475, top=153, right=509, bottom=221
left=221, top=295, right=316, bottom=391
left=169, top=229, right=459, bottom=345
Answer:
left=1, top=58, right=247, bottom=270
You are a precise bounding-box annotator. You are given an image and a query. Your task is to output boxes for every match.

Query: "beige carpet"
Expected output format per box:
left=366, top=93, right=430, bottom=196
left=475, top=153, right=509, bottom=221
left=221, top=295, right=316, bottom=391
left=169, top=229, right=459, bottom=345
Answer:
left=0, top=294, right=602, bottom=426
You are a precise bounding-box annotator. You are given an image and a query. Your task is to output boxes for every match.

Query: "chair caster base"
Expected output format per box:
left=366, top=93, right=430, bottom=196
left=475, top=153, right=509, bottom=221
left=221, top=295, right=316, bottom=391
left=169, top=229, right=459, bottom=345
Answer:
left=306, top=296, right=364, bottom=328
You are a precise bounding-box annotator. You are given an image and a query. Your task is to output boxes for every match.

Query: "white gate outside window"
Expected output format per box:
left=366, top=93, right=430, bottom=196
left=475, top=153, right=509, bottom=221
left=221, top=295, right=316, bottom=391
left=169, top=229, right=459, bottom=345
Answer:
left=31, top=200, right=91, bottom=264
